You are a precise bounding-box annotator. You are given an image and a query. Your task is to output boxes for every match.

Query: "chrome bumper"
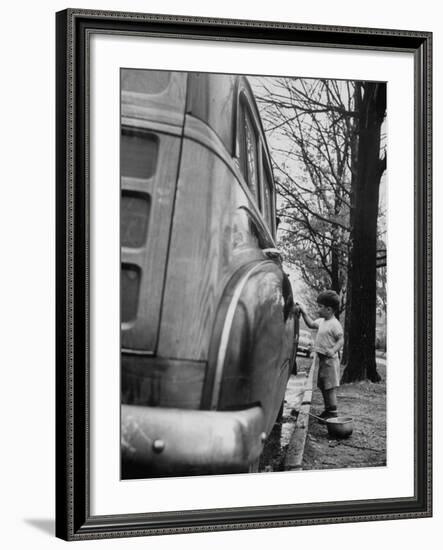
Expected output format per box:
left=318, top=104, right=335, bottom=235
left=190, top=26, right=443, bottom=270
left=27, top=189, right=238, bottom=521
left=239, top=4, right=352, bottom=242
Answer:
left=121, top=404, right=265, bottom=476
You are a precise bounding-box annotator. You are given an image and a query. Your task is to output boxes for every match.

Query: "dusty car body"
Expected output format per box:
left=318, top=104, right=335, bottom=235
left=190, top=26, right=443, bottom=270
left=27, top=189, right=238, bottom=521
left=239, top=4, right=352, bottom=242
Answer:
left=120, top=69, right=296, bottom=477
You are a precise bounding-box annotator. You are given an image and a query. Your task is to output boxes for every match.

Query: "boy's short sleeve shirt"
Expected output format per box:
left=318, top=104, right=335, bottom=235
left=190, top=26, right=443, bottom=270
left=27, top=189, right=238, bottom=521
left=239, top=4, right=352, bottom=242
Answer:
left=313, top=317, right=343, bottom=356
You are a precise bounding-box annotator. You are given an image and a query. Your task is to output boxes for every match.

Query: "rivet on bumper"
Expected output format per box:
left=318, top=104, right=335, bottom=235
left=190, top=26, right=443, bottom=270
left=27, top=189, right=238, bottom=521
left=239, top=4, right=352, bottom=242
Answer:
left=260, top=432, right=267, bottom=443
left=152, top=439, right=165, bottom=453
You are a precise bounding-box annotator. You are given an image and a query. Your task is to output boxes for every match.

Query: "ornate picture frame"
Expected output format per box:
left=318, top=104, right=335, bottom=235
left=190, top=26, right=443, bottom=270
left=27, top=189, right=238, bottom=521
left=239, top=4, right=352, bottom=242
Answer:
left=55, top=9, right=432, bottom=540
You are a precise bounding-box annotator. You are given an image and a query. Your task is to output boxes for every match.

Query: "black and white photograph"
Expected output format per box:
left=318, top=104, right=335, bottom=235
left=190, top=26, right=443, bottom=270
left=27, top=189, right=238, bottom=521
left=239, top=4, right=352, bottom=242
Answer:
left=53, top=4, right=431, bottom=543
left=0, top=0, right=438, bottom=546
left=120, top=68, right=387, bottom=480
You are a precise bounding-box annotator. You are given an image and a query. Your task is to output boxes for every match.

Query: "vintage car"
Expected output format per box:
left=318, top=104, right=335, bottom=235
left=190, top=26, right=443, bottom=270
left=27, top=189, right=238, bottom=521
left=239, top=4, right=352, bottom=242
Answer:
left=120, top=69, right=296, bottom=477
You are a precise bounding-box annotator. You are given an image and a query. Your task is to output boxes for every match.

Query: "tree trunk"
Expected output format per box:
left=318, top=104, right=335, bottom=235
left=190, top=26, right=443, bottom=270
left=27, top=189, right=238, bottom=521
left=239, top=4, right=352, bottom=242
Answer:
left=331, top=243, right=340, bottom=293
left=341, top=100, right=359, bottom=367
left=341, top=253, right=352, bottom=365
left=341, top=83, right=386, bottom=383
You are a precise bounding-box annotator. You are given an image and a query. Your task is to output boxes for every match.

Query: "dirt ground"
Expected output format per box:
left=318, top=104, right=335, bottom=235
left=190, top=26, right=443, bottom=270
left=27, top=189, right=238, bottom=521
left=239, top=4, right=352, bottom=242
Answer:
left=259, top=356, right=386, bottom=472
left=302, top=360, right=386, bottom=470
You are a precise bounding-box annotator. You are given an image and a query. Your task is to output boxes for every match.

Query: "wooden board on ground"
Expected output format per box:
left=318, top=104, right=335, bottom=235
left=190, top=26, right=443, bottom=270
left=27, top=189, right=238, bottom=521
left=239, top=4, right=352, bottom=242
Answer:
left=283, top=356, right=316, bottom=470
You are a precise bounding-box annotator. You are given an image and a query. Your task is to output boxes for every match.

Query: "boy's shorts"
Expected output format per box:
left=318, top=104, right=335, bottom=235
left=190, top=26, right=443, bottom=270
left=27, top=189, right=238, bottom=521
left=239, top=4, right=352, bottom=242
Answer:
left=317, top=353, right=340, bottom=390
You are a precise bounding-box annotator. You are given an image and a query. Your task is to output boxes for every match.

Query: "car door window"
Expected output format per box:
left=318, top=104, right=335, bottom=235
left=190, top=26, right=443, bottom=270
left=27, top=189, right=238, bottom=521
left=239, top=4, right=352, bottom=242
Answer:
left=241, top=104, right=260, bottom=204
left=262, top=161, right=274, bottom=231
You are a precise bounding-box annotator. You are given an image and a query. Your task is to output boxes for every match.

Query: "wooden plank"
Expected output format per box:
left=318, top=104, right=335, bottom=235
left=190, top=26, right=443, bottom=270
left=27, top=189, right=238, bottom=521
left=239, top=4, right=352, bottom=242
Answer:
left=283, top=356, right=316, bottom=471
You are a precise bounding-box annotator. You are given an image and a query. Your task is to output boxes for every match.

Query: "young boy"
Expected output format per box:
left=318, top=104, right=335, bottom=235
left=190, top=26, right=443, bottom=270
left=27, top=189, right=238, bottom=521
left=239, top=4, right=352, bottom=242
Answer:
left=298, top=290, right=344, bottom=419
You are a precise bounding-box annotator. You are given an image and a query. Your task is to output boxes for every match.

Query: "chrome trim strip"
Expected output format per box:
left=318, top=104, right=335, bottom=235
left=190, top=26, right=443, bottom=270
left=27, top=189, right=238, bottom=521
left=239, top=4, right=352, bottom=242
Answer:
left=121, top=347, right=154, bottom=356
left=121, top=115, right=183, bottom=137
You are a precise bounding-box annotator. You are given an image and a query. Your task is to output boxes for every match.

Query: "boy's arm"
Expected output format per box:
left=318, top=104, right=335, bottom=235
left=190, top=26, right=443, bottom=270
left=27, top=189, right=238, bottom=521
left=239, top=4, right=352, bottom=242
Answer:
left=326, top=334, right=344, bottom=357
left=297, top=304, right=318, bottom=330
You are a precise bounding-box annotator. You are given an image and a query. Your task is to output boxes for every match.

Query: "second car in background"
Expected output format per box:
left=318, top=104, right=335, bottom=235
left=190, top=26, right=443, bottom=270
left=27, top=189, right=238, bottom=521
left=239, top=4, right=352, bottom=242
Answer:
left=297, top=329, right=313, bottom=357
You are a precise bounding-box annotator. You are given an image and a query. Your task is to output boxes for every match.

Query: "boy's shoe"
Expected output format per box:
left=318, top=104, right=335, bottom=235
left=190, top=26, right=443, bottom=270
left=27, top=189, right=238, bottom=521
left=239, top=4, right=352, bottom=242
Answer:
left=319, top=409, right=338, bottom=420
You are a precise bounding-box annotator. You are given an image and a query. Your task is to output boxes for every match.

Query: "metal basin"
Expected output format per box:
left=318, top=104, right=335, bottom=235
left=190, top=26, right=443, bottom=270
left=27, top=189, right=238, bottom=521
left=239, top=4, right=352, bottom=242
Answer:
left=326, top=416, right=353, bottom=438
